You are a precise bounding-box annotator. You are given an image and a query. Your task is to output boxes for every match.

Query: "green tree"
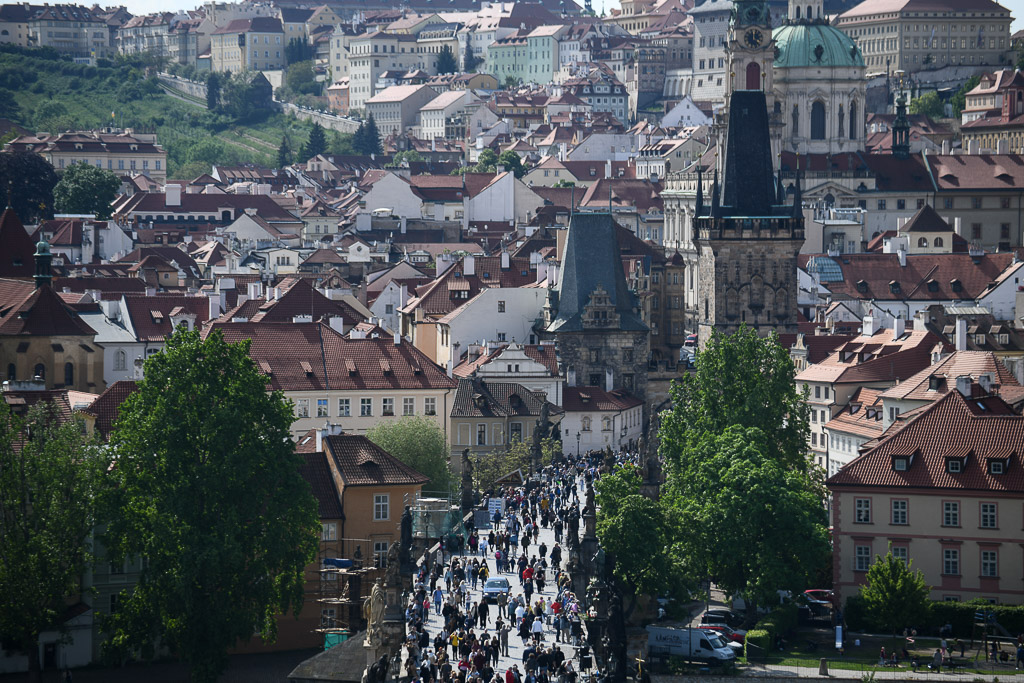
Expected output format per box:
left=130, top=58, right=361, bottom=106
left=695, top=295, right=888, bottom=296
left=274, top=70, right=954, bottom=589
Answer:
left=950, top=75, right=981, bottom=118
left=475, top=148, right=499, bottom=173
left=366, top=416, right=453, bottom=495
left=503, top=76, right=519, bottom=89
left=303, top=122, right=327, bottom=159
left=53, top=162, right=121, bottom=219
left=284, top=60, right=319, bottom=97
left=285, top=37, right=314, bottom=64
left=860, top=548, right=931, bottom=640
left=908, top=91, right=944, bottom=120
left=464, top=43, right=480, bottom=72
left=0, top=403, right=108, bottom=683
left=386, top=150, right=425, bottom=168
left=664, top=425, right=830, bottom=622
left=552, top=179, right=576, bottom=188
left=0, top=150, right=58, bottom=222
left=206, top=71, right=221, bottom=111
left=277, top=136, right=291, bottom=168
left=659, top=326, right=810, bottom=472
left=102, top=329, right=319, bottom=683
left=364, top=114, right=383, bottom=155
left=498, top=149, right=526, bottom=178
left=436, top=44, right=458, bottom=75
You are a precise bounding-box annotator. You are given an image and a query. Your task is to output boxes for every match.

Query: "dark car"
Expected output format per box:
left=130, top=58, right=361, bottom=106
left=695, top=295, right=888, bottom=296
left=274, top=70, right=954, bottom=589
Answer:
left=701, top=609, right=741, bottom=628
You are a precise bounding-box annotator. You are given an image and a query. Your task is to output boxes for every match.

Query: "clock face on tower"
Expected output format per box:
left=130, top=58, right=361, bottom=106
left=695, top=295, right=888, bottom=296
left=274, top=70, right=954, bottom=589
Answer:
left=744, top=29, right=763, bottom=48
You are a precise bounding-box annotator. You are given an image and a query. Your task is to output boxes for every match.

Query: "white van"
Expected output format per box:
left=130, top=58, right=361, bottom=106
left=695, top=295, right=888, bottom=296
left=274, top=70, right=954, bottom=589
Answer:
left=646, top=626, right=736, bottom=664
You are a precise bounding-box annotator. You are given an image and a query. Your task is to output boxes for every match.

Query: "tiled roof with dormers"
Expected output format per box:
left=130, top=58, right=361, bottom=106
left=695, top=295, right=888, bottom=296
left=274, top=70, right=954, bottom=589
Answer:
left=295, top=450, right=345, bottom=517
left=402, top=255, right=534, bottom=319
left=823, top=387, right=886, bottom=440
left=451, top=377, right=562, bottom=418
left=213, top=276, right=363, bottom=327
left=827, top=388, right=1024, bottom=492
left=80, top=380, right=139, bottom=439
left=122, top=295, right=210, bottom=342
left=0, top=280, right=97, bottom=337
left=562, top=386, right=643, bottom=412
left=321, top=435, right=428, bottom=487
left=206, top=321, right=455, bottom=392
left=878, top=351, right=1020, bottom=402
left=795, top=327, right=947, bottom=385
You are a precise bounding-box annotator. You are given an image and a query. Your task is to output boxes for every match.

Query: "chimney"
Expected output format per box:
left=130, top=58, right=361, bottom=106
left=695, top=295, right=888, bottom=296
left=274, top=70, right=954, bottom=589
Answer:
left=862, top=314, right=881, bottom=336
left=208, top=294, right=221, bottom=320
left=955, top=375, right=973, bottom=397
left=955, top=318, right=967, bottom=352
left=897, top=246, right=907, bottom=267
left=892, top=316, right=906, bottom=340
left=605, top=159, right=611, bottom=179
left=248, top=281, right=263, bottom=300
left=315, top=425, right=326, bottom=452
left=394, top=331, right=402, bottom=345
left=978, top=373, right=995, bottom=395
left=464, top=254, right=476, bottom=276
left=967, top=139, right=979, bottom=155
left=996, top=138, right=1008, bottom=154
left=567, top=367, right=576, bottom=386
left=605, top=368, right=614, bottom=392
left=941, top=139, right=950, bottom=155
left=500, top=251, right=510, bottom=270
left=165, top=183, right=182, bottom=207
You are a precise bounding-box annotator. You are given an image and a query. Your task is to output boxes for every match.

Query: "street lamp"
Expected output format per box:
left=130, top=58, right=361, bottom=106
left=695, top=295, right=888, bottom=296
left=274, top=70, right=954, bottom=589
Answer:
left=576, top=431, right=581, bottom=457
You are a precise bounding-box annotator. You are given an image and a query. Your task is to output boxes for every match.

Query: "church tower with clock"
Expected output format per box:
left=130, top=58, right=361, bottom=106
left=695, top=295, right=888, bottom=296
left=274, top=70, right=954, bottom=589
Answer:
left=726, top=0, right=775, bottom=104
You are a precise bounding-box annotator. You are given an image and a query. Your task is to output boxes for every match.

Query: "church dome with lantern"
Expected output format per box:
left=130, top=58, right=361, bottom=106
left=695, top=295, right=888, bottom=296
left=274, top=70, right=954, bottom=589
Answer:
left=773, top=23, right=865, bottom=69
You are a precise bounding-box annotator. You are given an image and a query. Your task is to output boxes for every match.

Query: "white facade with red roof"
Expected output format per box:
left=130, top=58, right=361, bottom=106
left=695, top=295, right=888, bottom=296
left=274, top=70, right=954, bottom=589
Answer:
left=828, top=381, right=1024, bottom=606
left=560, top=385, right=643, bottom=454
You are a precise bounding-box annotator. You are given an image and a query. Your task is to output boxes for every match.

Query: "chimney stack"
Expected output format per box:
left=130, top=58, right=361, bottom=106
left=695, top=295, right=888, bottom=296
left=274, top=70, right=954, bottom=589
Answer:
left=955, top=318, right=967, bottom=352
left=892, top=316, right=906, bottom=340
left=978, top=373, right=994, bottom=395
left=464, top=254, right=476, bottom=276
left=165, top=183, right=182, bottom=207
left=955, top=375, right=972, bottom=397
left=394, top=331, right=402, bottom=345
left=862, top=314, right=881, bottom=336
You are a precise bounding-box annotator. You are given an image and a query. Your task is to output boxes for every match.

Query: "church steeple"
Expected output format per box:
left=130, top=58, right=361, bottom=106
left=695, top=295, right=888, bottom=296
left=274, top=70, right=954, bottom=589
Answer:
left=788, top=0, right=823, bottom=22
left=696, top=165, right=705, bottom=217
left=892, top=93, right=910, bottom=160
left=34, top=240, right=52, bottom=289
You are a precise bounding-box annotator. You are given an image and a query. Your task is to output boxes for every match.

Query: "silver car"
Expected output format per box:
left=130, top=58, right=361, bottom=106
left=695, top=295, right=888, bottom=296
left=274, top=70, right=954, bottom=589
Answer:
left=481, top=577, right=511, bottom=603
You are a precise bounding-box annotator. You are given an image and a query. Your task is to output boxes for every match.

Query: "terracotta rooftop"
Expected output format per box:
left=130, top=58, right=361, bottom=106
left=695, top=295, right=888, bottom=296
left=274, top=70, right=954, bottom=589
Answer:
left=453, top=343, right=560, bottom=379
left=562, top=386, right=643, bottom=412
left=81, top=380, right=139, bottom=439
left=823, top=387, right=887, bottom=440
left=0, top=280, right=97, bottom=337
left=296, top=434, right=429, bottom=488
left=795, top=327, right=946, bottom=385
left=296, top=450, right=344, bottom=518
left=878, top=350, right=1020, bottom=402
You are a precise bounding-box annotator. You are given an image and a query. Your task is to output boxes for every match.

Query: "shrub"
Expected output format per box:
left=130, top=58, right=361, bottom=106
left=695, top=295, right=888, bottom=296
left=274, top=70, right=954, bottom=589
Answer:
left=744, top=629, right=770, bottom=659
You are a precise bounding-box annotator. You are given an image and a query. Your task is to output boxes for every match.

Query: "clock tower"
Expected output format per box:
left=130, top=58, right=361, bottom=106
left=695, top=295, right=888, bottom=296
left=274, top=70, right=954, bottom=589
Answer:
left=726, top=0, right=774, bottom=101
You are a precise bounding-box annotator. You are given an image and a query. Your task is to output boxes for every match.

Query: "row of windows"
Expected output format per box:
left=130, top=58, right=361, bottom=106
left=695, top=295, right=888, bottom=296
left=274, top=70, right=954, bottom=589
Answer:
left=854, top=498, right=998, bottom=528
left=58, top=157, right=159, bottom=171
left=8, top=362, right=75, bottom=385
left=878, top=196, right=1014, bottom=211
left=296, top=396, right=437, bottom=418
left=854, top=544, right=999, bottom=578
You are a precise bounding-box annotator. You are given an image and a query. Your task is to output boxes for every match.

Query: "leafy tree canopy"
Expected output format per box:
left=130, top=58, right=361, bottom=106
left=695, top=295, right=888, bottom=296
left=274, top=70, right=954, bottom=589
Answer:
left=284, top=60, right=320, bottom=98
left=436, top=45, right=458, bottom=75
left=386, top=150, right=425, bottom=168
left=0, top=151, right=58, bottom=223
left=663, top=425, right=830, bottom=619
left=860, top=548, right=931, bottom=638
left=103, top=329, right=319, bottom=683
left=908, top=91, right=944, bottom=120
left=366, top=416, right=453, bottom=495
left=659, top=326, right=810, bottom=472
left=53, top=162, right=121, bottom=219
left=497, top=149, right=526, bottom=178
left=950, top=75, right=981, bottom=118
left=0, top=404, right=108, bottom=682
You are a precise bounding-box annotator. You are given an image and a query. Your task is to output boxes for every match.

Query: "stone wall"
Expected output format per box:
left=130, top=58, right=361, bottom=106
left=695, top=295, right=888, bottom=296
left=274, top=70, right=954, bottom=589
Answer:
left=558, top=329, right=651, bottom=404
left=157, top=73, right=209, bottom=104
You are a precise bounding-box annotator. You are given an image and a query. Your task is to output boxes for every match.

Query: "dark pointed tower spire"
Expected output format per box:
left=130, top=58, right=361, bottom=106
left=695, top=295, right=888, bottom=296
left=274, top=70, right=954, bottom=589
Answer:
left=776, top=172, right=785, bottom=205
left=695, top=165, right=705, bottom=217
left=791, top=168, right=803, bottom=218
left=892, top=92, right=910, bottom=160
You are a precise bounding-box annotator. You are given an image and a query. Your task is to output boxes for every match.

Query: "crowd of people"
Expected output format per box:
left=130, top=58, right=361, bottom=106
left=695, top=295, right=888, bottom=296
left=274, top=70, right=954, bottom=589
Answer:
left=396, top=454, right=616, bottom=683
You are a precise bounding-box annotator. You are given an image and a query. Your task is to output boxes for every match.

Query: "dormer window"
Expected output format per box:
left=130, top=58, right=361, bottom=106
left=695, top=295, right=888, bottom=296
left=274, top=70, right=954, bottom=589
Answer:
left=946, top=459, right=962, bottom=473
left=989, top=460, right=1005, bottom=475
left=889, top=280, right=901, bottom=294
left=856, top=280, right=868, bottom=293
left=928, top=376, right=942, bottom=391
left=927, top=279, right=939, bottom=292
left=892, top=457, right=908, bottom=471
left=950, top=278, right=962, bottom=292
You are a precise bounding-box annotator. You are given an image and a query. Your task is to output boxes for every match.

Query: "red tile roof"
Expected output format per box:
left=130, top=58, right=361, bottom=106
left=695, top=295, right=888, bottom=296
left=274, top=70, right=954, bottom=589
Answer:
left=123, top=295, right=211, bottom=342
left=297, top=450, right=345, bottom=518
left=0, top=280, right=97, bottom=337
left=0, top=208, right=36, bottom=279
left=403, top=255, right=534, bottom=318
left=215, top=277, right=364, bottom=327
left=562, top=386, right=642, bottom=412
left=81, top=380, right=139, bottom=439
left=206, top=321, right=455, bottom=392
left=795, top=327, right=946, bottom=385
left=878, top=350, right=1020, bottom=401
left=298, top=434, right=428, bottom=488
left=926, top=153, right=1024, bottom=189
left=823, top=387, right=886, bottom=440
left=452, top=377, right=562, bottom=418
left=828, top=388, right=1024, bottom=492
left=452, top=343, right=560, bottom=379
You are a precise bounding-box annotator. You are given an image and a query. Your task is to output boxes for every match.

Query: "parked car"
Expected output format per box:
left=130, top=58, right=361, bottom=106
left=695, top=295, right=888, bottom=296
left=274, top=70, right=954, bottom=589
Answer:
left=701, top=609, right=741, bottom=628
left=698, top=624, right=746, bottom=644
left=647, top=626, right=736, bottom=664
left=481, top=577, right=511, bottom=603
left=803, top=589, right=834, bottom=605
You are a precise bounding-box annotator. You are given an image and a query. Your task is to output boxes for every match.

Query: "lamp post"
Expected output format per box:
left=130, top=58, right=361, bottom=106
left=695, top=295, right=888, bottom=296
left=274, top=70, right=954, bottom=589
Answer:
left=576, top=431, right=581, bottom=457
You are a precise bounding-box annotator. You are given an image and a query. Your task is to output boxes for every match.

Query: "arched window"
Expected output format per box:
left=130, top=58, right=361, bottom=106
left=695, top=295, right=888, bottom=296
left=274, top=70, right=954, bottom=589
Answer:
left=791, top=104, right=799, bottom=137
left=6, top=363, right=14, bottom=381
left=33, top=363, right=45, bottom=380
left=811, top=101, right=826, bottom=139
left=917, top=237, right=929, bottom=248
left=114, top=349, right=127, bottom=371
left=746, top=61, right=760, bottom=90
left=838, top=103, right=845, bottom=137
left=795, top=5, right=801, bottom=18
left=849, top=101, right=858, bottom=140
left=807, top=5, right=812, bottom=18
left=601, top=417, right=612, bottom=431
left=934, top=237, right=944, bottom=247
left=64, top=362, right=74, bottom=387
left=581, top=416, right=592, bottom=432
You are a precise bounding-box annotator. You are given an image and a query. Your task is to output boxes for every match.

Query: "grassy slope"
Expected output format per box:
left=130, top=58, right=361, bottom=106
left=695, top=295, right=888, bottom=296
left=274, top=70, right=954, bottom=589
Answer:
left=1, top=48, right=314, bottom=177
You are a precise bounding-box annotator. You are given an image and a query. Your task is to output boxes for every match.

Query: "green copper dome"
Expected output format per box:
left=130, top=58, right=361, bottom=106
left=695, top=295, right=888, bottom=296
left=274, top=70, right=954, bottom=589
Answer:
left=772, top=23, right=865, bottom=69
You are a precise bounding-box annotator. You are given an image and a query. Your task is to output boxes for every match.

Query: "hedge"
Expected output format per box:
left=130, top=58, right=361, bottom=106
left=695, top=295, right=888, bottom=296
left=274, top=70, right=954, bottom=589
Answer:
left=744, top=603, right=799, bottom=659
left=844, top=595, right=1024, bottom=637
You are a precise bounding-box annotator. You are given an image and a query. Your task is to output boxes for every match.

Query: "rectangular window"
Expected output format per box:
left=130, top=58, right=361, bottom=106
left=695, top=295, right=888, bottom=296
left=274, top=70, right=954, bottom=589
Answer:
left=296, top=398, right=309, bottom=418
left=971, top=197, right=982, bottom=209
left=317, top=398, right=329, bottom=417
left=891, top=499, right=908, bottom=525
left=424, top=397, right=437, bottom=416
left=373, top=494, right=389, bottom=521
left=360, top=398, right=372, bottom=416
left=855, top=545, right=871, bottom=571
left=497, top=300, right=506, bottom=313
left=943, top=501, right=960, bottom=527
left=403, top=397, right=415, bottom=416
left=981, top=549, right=998, bottom=577
left=382, top=397, right=394, bottom=416
left=943, top=548, right=959, bottom=575
left=972, top=223, right=982, bottom=240
left=321, top=522, right=337, bottom=541
left=477, top=423, right=487, bottom=446
left=891, top=546, right=908, bottom=564
left=943, top=197, right=954, bottom=209
left=877, top=199, right=886, bottom=210
left=980, top=502, right=997, bottom=528
left=338, top=398, right=351, bottom=417
left=373, top=540, right=389, bottom=563
left=109, top=593, right=121, bottom=614
left=510, top=422, right=522, bottom=441
left=855, top=498, right=871, bottom=523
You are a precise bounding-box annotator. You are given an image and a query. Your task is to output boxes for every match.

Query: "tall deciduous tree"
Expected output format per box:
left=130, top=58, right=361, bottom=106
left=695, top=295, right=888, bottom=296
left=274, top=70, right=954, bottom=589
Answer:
left=860, top=549, right=931, bottom=639
left=0, top=150, right=58, bottom=223
left=659, top=326, right=810, bottom=472
left=206, top=71, right=220, bottom=111
left=664, top=425, right=830, bottom=621
left=497, top=149, right=526, bottom=178
left=367, top=416, right=452, bottom=495
left=53, top=162, right=121, bottom=219
left=102, top=329, right=319, bottom=683
left=436, top=44, right=458, bottom=75
left=908, top=91, right=944, bottom=120
left=0, top=404, right=108, bottom=683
